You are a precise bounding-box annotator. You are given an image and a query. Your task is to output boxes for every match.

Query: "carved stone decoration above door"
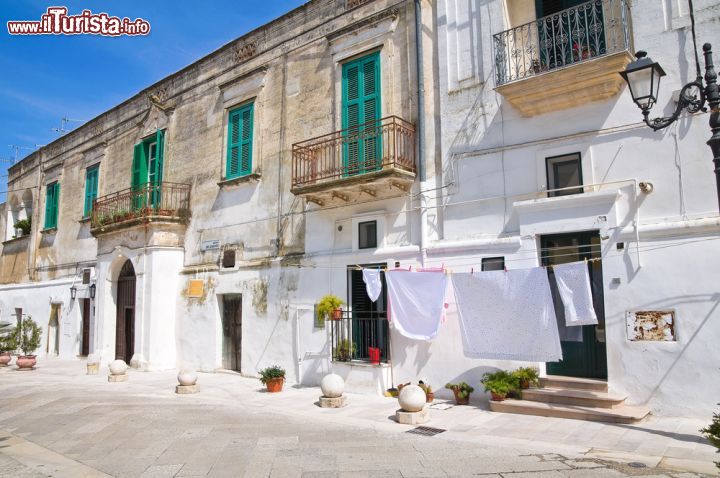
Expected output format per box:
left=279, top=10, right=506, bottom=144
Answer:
left=139, top=103, right=172, bottom=139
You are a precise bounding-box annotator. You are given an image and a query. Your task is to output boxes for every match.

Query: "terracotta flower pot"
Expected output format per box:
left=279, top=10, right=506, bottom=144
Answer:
left=16, top=355, right=36, bottom=370
left=265, top=377, right=284, bottom=393
left=332, top=308, right=343, bottom=320
left=520, top=379, right=530, bottom=389
left=0, top=352, right=11, bottom=367
left=453, top=389, right=470, bottom=405
left=490, top=391, right=507, bottom=402
left=425, top=392, right=435, bottom=403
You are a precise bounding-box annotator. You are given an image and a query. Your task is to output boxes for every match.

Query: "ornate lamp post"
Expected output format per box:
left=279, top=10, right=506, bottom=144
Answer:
left=620, top=37, right=720, bottom=208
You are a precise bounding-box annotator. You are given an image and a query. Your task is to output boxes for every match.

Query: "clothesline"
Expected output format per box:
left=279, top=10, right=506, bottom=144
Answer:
left=350, top=257, right=602, bottom=272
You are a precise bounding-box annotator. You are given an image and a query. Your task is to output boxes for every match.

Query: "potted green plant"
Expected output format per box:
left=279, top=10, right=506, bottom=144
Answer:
left=0, top=321, right=16, bottom=367
left=445, top=382, right=474, bottom=405
left=481, top=370, right=518, bottom=401
left=13, top=317, right=42, bottom=370
left=259, top=365, right=286, bottom=393
left=317, top=294, right=345, bottom=323
left=418, top=381, right=434, bottom=402
left=14, top=218, right=31, bottom=237
left=512, top=366, right=540, bottom=389
left=334, top=339, right=356, bottom=361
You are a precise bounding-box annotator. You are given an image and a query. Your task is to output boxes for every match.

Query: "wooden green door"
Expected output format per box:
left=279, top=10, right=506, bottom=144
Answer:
left=131, top=130, right=164, bottom=210
left=542, top=232, right=607, bottom=379
left=342, top=52, right=381, bottom=176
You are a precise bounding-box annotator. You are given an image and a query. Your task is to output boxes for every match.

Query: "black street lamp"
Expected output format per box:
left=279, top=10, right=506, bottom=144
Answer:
left=89, top=283, right=96, bottom=300
left=70, top=285, right=77, bottom=300
left=620, top=36, right=720, bottom=208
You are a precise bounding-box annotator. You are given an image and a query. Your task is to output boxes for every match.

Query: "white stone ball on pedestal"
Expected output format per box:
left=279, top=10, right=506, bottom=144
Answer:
left=320, top=373, right=344, bottom=398
left=398, top=385, right=426, bottom=412
left=109, top=359, right=128, bottom=375
left=178, top=369, right=198, bottom=386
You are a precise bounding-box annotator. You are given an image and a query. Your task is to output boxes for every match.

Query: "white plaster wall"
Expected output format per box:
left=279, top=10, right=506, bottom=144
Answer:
left=0, top=277, right=93, bottom=359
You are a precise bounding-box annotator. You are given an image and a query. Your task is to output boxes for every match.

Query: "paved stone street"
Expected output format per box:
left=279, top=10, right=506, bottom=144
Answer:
left=0, top=360, right=716, bottom=477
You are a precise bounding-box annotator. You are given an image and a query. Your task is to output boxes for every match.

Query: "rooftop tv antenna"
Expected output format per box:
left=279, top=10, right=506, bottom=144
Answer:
left=52, top=116, right=86, bottom=135
left=7, top=145, right=42, bottom=162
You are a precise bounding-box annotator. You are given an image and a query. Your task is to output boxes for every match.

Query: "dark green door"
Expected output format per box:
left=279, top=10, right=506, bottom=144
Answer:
left=131, top=130, right=164, bottom=210
left=542, top=231, right=607, bottom=379
left=342, top=52, right=381, bottom=177
left=535, top=0, right=605, bottom=70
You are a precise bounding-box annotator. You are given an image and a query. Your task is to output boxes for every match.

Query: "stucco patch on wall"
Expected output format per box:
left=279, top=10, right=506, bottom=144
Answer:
left=626, top=310, right=676, bottom=341
left=251, top=277, right=268, bottom=315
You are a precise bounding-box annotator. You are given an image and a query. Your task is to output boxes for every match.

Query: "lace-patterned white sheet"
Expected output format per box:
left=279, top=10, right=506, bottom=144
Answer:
left=452, top=268, right=563, bottom=362
left=553, top=262, right=598, bottom=327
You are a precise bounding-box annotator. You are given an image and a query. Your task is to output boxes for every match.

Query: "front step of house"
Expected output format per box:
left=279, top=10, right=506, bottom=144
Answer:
left=489, top=375, right=650, bottom=424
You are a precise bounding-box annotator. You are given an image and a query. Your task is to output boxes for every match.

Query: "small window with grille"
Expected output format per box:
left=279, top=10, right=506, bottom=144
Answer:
left=222, top=249, right=236, bottom=269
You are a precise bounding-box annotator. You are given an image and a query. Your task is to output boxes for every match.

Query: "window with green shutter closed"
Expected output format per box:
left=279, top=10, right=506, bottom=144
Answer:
left=226, top=103, right=254, bottom=179
left=44, top=181, right=60, bottom=229
left=84, top=165, right=99, bottom=217
left=342, top=52, right=381, bottom=176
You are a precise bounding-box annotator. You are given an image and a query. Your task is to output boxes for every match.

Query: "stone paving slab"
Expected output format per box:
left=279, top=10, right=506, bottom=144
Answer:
left=0, top=359, right=717, bottom=477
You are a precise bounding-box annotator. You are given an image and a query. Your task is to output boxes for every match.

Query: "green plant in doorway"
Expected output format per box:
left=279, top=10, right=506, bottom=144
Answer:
left=316, top=294, right=345, bottom=324
left=700, top=404, right=720, bottom=469
left=334, top=339, right=356, bottom=362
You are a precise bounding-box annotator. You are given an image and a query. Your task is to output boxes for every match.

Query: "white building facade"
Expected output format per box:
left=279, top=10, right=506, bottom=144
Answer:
left=1, top=0, right=718, bottom=420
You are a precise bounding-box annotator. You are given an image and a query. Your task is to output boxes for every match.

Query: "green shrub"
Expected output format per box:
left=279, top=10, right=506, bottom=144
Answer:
left=13, top=317, right=42, bottom=356
left=512, top=366, right=540, bottom=387
left=481, top=370, right=519, bottom=395
left=258, top=365, right=285, bottom=384
left=0, top=321, right=17, bottom=352
left=14, top=218, right=31, bottom=235
left=445, top=382, right=474, bottom=399
left=334, top=339, right=355, bottom=361
left=700, top=405, right=720, bottom=469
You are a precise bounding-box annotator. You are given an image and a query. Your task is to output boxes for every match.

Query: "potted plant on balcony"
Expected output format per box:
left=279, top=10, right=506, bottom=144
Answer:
left=14, top=218, right=31, bottom=237
left=445, top=382, right=474, bottom=405
left=259, top=365, right=285, bottom=393
left=334, top=340, right=356, bottom=362
left=317, top=294, right=345, bottom=323
left=0, top=321, right=16, bottom=367
left=13, top=317, right=42, bottom=370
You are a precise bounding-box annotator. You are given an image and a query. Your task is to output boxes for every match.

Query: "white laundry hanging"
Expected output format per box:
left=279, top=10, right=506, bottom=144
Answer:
left=385, top=270, right=449, bottom=340
left=452, top=268, right=563, bottom=362
left=362, top=268, right=382, bottom=302
left=553, top=262, right=598, bottom=327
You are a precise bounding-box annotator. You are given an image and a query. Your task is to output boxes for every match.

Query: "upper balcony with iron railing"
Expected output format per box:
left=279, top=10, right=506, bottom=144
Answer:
left=494, top=0, right=632, bottom=85
left=492, top=0, right=633, bottom=116
left=90, top=181, right=191, bottom=234
left=291, top=116, right=416, bottom=203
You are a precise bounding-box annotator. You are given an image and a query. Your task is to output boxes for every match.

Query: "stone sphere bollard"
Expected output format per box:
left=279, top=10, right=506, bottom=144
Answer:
left=108, top=359, right=128, bottom=382
left=398, top=385, right=426, bottom=412
left=176, top=369, right=199, bottom=394
left=320, top=373, right=344, bottom=398
left=318, top=373, right=346, bottom=408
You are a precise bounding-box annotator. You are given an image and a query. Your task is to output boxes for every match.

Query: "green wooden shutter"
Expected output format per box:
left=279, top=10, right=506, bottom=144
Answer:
left=44, top=182, right=59, bottom=229
left=131, top=142, right=147, bottom=210
left=154, top=129, right=164, bottom=185
left=226, top=104, right=253, bottom=179
left=342, top=52, right=381, bottom=176
left=84, top=165, right=99, bottom=217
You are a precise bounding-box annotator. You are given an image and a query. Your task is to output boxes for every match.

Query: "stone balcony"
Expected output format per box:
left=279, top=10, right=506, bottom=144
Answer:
left=90, top=182, right=191, bottom=236
left=291, top=116, right=416, bottom=206
left=493, top=0, right=634, bottom=117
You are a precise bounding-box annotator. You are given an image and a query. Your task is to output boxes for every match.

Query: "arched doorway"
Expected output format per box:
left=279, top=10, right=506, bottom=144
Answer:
left=116, top=260, right=136, bottom=363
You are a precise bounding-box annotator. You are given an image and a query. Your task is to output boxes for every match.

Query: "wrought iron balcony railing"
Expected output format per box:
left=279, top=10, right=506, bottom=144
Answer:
left=291, top=116, right=415, bottom=190
left=330, top=310, right=389, bottom=364
left=493, top=0, right=632, bottom=86
left=90, top=182, right=191, bottom=230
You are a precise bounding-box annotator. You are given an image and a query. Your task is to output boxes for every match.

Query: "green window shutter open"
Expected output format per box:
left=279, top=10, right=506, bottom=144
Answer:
left=342, top=52, right=381, bottom=176
left=44, top=182, right=59, bottom=229
left=154, top=129, right=165, bottom=185
left=84, top=165, right=99, bottom=217
left=131, top=142, right=147, bottom=210
left=226, top=103, right=254, bottom=179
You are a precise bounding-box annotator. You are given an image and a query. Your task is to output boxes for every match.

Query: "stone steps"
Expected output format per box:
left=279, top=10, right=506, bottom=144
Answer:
left=538, top=375, right=608, bottom=392
left=489, top=399, right=650, bottom=424
left=521, top=387, right=627, bottom=409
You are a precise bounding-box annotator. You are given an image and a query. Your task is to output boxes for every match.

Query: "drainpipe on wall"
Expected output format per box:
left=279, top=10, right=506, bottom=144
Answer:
left=414, top=0, right=428, bottom=267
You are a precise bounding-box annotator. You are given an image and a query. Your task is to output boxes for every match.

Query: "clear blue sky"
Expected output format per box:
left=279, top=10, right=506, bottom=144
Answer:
left=0, top=0, right=305, bottom=201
